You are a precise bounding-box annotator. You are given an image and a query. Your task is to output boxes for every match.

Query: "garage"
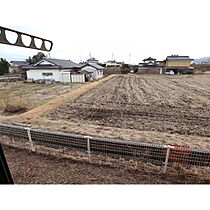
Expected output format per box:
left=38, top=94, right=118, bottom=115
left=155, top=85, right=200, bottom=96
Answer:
left=71, top=73, right=85, bottom=83
left=61, top=72, right=71, bottom=83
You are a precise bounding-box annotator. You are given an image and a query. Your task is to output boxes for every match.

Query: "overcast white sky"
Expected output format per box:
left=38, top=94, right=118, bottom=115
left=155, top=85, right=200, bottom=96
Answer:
left=0, top=0, right=210, bottom=64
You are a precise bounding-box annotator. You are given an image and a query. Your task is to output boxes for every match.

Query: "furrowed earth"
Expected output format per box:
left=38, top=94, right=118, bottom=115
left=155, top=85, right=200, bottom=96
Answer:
left=49, top=74, right=210, bottom=149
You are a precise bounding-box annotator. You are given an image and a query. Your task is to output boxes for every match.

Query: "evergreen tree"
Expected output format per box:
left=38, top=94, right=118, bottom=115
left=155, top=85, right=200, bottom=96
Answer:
left=0, top=58, right=10, bottom=75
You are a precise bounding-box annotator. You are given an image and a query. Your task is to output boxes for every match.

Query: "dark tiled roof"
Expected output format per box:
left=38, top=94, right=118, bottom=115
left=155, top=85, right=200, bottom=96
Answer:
left=44, top=58, right=81, bottom=68
left=22, top=58, right=81, bottom=70
left=87, top=57, right=99, bottom=62
left=143, top=57, right=157, bottom=62
left=10, top=61, right=29, bottom=67
left=166, top=56, right=193, bottom=61
left=82, top=62, right=104, bottom=70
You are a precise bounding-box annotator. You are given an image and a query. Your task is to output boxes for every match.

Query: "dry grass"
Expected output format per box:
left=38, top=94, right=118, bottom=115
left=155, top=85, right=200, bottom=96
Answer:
left=1, top=91, right=27, bottom=114
left=0, top=75, right=116, bottom=123
left=0, top=81, right=84, bottom=115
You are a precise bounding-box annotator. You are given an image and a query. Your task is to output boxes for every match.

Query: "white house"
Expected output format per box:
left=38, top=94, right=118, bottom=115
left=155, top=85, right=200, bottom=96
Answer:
left=80, top=63, right=104, bottom=80
left=104, top=60, right=124, bottom=67
left=22, top=58, right=82, bottom=83
left=86, top=57, right=99, bottom=64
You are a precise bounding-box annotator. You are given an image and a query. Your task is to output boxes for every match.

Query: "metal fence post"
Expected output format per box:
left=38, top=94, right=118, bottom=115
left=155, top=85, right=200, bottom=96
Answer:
left=25, top=128, right=35, bottom=152
left=163, top=145, right=174, bottom=173
left=85, top=136, right=92, bottom=162
left=12, top=138, right=15, bottom=145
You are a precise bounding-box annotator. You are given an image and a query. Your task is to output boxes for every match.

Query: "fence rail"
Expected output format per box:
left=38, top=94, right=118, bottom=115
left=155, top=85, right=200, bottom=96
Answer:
left=1, top=123, right=210, bottom=171
left=0, top=74, right=23, bottom=82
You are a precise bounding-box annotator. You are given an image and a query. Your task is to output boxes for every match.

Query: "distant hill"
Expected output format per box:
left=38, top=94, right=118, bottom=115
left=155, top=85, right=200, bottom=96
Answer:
left=193, top=57, right=210, bottom=64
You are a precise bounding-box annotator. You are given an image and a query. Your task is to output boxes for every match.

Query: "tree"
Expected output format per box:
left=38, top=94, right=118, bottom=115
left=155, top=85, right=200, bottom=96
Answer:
left=121, top=63, right=130, bottom=74
left=26, top=52, right=45, bottom=64
left=0, top=58, right=10, bottom=75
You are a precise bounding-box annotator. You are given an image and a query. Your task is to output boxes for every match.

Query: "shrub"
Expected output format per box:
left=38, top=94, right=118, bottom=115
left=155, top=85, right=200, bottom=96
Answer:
left=2, top=92, right=27, bottom=114
left=185, top=71, right=194, bottom=75
left=4, top=104, right=27, bottom=113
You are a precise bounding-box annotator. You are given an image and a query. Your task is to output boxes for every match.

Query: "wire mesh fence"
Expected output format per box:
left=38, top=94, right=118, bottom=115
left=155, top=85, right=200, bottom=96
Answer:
left=1, top=123, right=210, bottom=172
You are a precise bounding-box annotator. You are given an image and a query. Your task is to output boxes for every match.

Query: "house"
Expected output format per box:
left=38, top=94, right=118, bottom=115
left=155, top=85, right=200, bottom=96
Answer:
left=22, top=58, right=82, bottom=83
left=86, top=57, right=99, bottom=64
left=140, top=55, right=194, bottom=74
left=10, top=61, right=29, bottom=73
left=164, top=55, right=194, bottom=74
left=104, top=60, right=124, bottom=67
left=138, top=57, right=162, bottom=74
left=156, top=60, right=166, bottom=67
left=80, top=63, right=104, bottom=80
left=139, top=57, right=158, bottom=67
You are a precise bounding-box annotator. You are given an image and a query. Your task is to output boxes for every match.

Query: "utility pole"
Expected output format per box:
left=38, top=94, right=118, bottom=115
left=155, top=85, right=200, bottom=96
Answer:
left=112, top=52, right=114, bottom=61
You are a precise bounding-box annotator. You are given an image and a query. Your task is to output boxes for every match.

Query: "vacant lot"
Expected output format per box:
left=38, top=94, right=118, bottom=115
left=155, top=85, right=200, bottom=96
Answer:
left=50, top=74, right=210, bottom=149
left=0, top=81, right=83, bottom=115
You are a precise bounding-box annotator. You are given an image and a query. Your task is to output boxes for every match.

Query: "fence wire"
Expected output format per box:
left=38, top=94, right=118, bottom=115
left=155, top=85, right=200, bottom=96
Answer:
left=0, top=123, right=210, bottom=172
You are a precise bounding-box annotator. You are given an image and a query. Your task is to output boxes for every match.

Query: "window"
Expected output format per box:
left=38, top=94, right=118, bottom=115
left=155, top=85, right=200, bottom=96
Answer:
left=42, top=72, right=53, bottom=76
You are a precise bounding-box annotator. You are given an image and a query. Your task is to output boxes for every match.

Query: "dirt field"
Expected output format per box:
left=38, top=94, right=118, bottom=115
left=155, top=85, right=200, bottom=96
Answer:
left=0, top=81, right=83, bottom=115
left=1, top=74, right=210, bottom=184
left=49, top=74, right=210, bottom=149
left=2, top=143, right=210, bottom=184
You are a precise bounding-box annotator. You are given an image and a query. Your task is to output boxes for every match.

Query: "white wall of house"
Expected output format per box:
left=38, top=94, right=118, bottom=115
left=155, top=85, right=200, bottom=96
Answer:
left=71, top=73, right=85, bottom=83
left=81, top=66, right=103, bottom=80
left=96, top=69, right=103, bottom=79
left=26, top=69, right=61, bottom=81
left=26, top=69, right=75, bottom=82
left=105, top=62, right=122, bottom=67
left=61, top=72, right=71, bottom=82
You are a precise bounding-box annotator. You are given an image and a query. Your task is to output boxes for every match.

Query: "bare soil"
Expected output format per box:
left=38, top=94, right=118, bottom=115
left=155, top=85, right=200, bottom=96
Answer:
left=2, top=75, right=210, bottom=184
left=49, top=74, right=210, bottom=149
left=2, top=143, right=210, bottom=184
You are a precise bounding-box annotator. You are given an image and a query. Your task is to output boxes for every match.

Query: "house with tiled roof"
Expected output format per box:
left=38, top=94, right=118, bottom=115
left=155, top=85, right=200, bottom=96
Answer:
left=10, top=60, right=29, bottom=73
left=80, top=62, right=104, bottom=80
left=22, top=57, right=82, bottom=82
left=104, top=60, right=124, bottom=67
left=164, top=55, right=194, bottom=74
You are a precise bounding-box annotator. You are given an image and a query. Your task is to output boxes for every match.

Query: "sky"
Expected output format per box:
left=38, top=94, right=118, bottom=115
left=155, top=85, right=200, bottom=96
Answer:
left=1, top=0, right=210, bottom=64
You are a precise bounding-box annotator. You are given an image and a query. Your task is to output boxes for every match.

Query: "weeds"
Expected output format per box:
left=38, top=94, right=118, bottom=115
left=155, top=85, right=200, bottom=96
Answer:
left=1, top=91, right=27, bottom=114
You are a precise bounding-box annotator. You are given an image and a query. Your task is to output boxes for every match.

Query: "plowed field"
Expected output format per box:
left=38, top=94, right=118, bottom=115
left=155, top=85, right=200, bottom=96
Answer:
left=50, top=74, right=210, bottom=146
